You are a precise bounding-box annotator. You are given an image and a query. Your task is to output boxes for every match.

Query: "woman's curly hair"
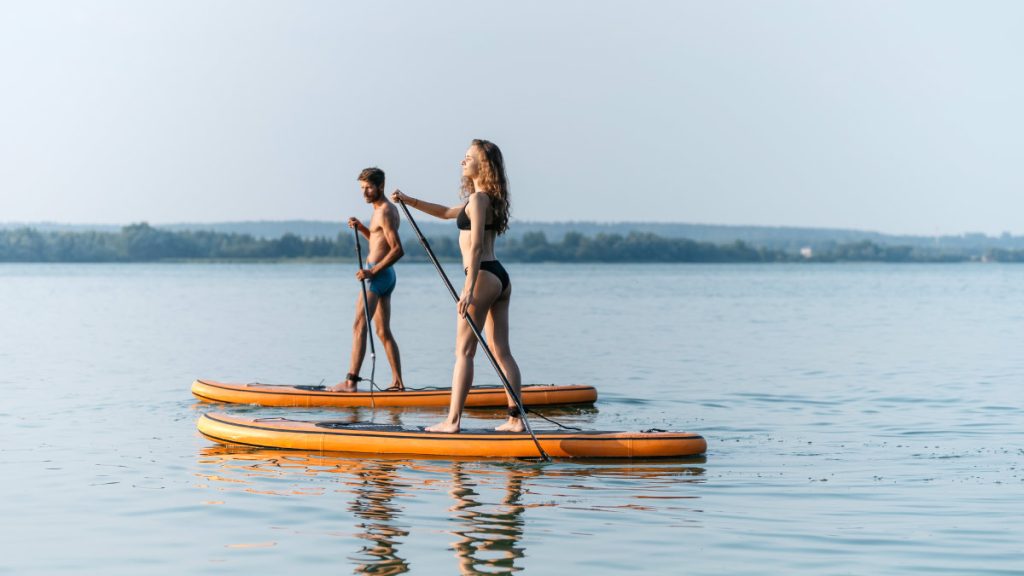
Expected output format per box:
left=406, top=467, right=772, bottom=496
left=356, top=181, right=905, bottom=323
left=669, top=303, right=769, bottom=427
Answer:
left=460, top=139, right=510, bottom=235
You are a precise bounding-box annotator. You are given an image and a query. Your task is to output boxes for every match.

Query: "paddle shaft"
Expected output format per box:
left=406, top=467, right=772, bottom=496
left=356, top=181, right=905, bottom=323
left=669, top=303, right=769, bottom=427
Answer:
left=396, top=198, right=550, bottom=461
left=354, top=227, right=376, bottom=402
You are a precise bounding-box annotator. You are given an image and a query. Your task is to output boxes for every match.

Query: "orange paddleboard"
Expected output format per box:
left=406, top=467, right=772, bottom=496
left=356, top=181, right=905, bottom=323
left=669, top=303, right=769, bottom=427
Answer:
left=191, top=379, right=597, bottom=408
left=197, top=412, right=707, bottom=459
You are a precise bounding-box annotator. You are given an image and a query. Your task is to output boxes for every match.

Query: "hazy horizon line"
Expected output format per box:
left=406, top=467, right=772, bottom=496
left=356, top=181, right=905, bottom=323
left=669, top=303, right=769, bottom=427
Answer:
left=0, top=219, right=1016, bottom=239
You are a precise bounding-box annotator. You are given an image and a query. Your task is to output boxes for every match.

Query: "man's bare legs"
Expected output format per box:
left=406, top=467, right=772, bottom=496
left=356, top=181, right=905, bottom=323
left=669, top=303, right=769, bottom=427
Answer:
left=329, top=290, right=380, bottom=392
left=372, top=295, right=405, bottom=391
left=426, top=273, right=503, bottom=433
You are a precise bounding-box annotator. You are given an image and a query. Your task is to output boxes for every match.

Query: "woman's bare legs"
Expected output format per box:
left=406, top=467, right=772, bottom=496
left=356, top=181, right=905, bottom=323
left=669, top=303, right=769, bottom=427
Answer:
left=426, top=273, right=503, bottom=433
left=487, top=289, right=523, bottom=432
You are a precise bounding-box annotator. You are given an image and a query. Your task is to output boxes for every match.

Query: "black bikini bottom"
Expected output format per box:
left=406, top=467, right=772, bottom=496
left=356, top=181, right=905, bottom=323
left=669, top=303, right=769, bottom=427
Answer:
left=466, top=260, right=510, bottom=294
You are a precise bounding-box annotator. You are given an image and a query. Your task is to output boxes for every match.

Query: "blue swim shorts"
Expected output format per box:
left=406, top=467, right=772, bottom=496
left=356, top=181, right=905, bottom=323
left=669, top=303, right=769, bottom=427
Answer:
left=365, top=262, right=397, bottom=297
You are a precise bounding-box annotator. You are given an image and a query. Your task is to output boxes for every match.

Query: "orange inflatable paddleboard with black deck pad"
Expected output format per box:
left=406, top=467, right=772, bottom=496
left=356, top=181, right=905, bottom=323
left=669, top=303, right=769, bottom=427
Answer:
left=197, top=412, right=707, bottom=459
left=191, top=379, right=597, bottom=408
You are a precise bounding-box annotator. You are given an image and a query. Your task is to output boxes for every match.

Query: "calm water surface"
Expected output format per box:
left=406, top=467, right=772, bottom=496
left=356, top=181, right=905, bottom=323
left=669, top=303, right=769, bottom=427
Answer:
left=1, top=263, right=1021, bottom=574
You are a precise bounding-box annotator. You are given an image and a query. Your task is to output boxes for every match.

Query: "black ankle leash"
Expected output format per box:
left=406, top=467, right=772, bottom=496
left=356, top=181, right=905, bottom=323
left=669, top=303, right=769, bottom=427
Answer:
left=509, top=405, right=582, bottom=432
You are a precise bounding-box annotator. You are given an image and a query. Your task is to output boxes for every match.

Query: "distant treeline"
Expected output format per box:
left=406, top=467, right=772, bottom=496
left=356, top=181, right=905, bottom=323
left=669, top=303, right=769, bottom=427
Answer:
left=1, top=223, right=1021, bottom=263
left=9, top=219, right=1024, bottom=253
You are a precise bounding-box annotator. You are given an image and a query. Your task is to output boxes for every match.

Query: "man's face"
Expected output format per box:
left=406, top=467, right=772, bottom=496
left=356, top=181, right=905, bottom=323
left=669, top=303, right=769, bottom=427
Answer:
left=360, top=180, right=382, bottom=203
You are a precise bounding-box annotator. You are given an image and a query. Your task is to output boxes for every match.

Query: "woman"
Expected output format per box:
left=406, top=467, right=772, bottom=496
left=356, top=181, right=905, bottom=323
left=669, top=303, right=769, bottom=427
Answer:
left=391, top=139, right=522, bottom=433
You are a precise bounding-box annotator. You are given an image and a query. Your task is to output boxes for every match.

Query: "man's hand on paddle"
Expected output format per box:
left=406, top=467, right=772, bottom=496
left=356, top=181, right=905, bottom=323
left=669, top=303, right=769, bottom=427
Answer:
left=347, top=217, right=367, bottom=233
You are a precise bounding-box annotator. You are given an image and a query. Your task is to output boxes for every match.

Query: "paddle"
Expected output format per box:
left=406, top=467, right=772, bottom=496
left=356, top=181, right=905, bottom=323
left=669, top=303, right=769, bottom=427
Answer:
left=395, top=198, right=551, bottom=462
left=353, top=226, right=377, bottom=407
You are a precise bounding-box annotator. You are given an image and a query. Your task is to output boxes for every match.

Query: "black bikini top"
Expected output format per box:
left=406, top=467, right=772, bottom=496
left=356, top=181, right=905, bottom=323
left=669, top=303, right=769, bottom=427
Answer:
left=456, top=204, right=498, bottom=231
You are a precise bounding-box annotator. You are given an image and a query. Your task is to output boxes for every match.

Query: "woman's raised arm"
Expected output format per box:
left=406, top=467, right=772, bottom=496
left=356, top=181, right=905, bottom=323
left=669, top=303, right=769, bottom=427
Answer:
left=391, top=189, right=461, bottom=219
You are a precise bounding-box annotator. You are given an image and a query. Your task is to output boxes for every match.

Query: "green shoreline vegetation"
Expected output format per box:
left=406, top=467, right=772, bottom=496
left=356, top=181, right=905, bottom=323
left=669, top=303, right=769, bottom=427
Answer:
left=1, top=223, right=1021, bottom=263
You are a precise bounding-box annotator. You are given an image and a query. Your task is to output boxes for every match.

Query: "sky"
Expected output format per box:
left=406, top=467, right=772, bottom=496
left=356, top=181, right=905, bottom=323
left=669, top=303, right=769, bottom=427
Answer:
left=1, top=1, right=1022, bottom=236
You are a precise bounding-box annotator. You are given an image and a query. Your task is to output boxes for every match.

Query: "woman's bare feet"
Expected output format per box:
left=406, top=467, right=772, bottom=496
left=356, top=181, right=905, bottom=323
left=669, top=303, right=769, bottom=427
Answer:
left=425, top=420, right=460, bottom=433
left=495, top=417, right=525, bottom=432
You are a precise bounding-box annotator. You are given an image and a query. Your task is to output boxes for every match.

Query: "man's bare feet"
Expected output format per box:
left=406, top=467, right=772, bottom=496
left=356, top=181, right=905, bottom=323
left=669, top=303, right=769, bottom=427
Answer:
left=327, top=374, right=360, bottom=392
left=495, top=417, right=525, bottom=432
left=384, top=381, right=405, bottom=392
left=425, top=421, right=460, bottom=433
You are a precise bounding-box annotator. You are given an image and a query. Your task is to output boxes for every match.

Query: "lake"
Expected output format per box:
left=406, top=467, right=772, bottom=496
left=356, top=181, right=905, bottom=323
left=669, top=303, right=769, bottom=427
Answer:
left=1, top=262, right=1021, bottom=574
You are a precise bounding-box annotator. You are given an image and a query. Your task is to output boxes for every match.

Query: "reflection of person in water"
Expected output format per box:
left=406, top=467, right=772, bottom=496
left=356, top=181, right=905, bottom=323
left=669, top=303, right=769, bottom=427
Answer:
left=349, top=460, right=411, bottom=575
left=447, top=463, right=535, bottom=575
left=194, top=447, right=709, bottom=574
left=343, top=405, right=405, bottom=428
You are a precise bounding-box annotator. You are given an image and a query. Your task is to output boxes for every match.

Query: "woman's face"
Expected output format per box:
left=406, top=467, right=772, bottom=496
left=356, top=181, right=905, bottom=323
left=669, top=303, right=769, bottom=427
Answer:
left=461, top=146, right=482, bottom=179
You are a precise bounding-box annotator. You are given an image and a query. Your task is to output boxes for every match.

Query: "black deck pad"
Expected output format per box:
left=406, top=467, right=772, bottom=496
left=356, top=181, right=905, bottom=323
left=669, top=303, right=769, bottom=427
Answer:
left=312, top=421, right=605, bottom=435
left=315, top=421, right=422, bottom=432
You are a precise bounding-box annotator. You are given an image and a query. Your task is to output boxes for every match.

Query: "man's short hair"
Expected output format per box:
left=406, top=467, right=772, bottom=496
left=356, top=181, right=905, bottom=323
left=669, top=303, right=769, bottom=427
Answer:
left=358, top=167, right=385, bottom=189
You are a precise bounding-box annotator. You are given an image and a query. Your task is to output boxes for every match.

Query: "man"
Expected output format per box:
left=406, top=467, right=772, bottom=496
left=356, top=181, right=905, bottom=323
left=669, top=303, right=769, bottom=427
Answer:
left=330, top=167, right=405, bottom=392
